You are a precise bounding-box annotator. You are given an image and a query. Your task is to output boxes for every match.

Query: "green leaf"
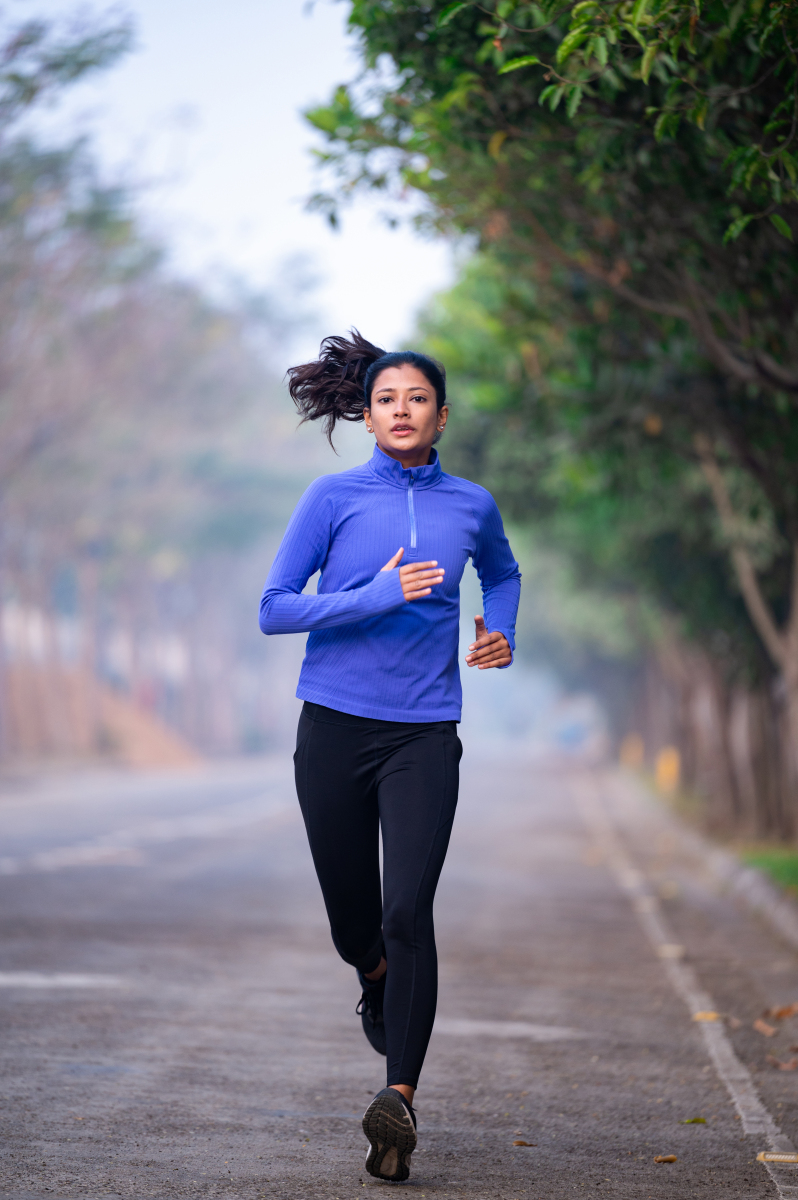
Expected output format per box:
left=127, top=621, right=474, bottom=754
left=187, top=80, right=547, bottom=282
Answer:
left=498, top=54, right=542, bottom=74
left=548, top=85, right=565, bottom=111
left=723, top=213, right=755, bottom=243
left=437, top=1, right=470, bottom=27
left=539, top=84, right=565, bottom=110
left=595, top=35, right=608, bottom=65
left=640, top=40, right=659, bottom=82
left=631, top=0, right=650, bottom=26
left=567, top=86, right=584, bottom=117
left=781, top=150, right=797, bottom=185
left=556, top=26, right=590, bottom=65
left=621, top=22, right=647, bottom=49
left=770, top=213, right=793, bottom=241
left=695, top=99, right=709, bottom=131
left=653, top=111, right=680, bottom=140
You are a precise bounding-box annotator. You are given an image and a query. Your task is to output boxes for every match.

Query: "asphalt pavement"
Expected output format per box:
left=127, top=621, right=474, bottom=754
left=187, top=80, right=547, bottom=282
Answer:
left=1, top=749, right=797, bottom=1199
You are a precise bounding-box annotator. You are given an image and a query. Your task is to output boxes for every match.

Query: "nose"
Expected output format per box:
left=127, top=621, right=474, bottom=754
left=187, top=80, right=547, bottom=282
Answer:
left=393, top=397, right=410, bottom=418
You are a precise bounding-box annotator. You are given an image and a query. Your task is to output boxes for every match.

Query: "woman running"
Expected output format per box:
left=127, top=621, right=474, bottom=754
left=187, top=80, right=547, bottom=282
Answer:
left=259, top=331, right=521, bottom=1183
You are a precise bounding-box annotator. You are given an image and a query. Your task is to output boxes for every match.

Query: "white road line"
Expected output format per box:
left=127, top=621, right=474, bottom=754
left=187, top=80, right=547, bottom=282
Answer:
left=0, top=972, right=125, bottom=988
left=575, top=774, right=798, bottom=1200
left=435, top=1018, right=591, bottom=1041
left=0, top=796, right=297, bottom=875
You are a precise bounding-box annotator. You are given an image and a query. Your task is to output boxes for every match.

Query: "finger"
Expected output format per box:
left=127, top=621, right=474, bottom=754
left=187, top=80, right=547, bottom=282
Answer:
left=466, top=638, right=509, bottom=662
left=403, top=569, right=445, bottom=583
left=467, top=650, right=512, bottom=667
left=404, top=588, right=432, bottom=601
left=466, top=650, right=509, bottom=666
left=381, top=547, right=404, bottom=571
left=405, top=579, right=442, bottom=594
left=467, top=631, right=501, bottom=651
left=404, top=580, right=444, bottom=599
left=474, top=614, right=487, bottom=635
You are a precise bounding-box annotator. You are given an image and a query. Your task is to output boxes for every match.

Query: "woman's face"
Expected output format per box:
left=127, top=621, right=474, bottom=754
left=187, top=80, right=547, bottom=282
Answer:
left=364, top=364, right=447, bottom=461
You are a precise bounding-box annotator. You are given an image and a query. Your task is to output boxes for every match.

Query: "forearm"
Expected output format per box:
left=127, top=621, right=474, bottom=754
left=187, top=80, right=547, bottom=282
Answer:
left=260, top=568, right=406, bottom=635
left=482, top=574, right=521, bottom=663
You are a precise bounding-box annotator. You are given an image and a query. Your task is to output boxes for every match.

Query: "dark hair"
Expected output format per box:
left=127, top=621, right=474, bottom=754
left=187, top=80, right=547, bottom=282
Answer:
left=287, top=329, right=447, bottom=446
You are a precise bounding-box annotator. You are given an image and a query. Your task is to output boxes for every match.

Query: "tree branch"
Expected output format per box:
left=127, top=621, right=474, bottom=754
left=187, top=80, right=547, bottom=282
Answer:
left=694, top=432, right=787, bottom=670
left=513, top=209, right=691, bottom=318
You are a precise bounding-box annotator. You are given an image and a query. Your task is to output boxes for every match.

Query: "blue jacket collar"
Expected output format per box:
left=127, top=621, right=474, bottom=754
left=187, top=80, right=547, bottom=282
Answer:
left=368, top=442, right=442, bottom=490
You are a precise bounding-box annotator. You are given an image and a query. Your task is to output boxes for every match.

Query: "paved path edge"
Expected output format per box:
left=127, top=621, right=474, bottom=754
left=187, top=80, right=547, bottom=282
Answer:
left=630, top=774, right=798, bottom=954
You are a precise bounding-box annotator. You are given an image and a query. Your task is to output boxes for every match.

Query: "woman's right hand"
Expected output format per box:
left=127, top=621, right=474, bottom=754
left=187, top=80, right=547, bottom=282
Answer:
left=381, top=548, right=445, bottom=602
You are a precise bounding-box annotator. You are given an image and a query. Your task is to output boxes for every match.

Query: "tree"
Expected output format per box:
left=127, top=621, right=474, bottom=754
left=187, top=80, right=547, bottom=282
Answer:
left=306, top=0, right=798, bottom=811
left=415, top=249, right=794, bottom=832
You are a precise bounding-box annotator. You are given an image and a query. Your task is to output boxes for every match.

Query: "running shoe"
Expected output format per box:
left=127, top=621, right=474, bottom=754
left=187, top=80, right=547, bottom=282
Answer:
left=363, top=1087, right=417, bottom=1182
left=356, top=969, right=387, bottom=1056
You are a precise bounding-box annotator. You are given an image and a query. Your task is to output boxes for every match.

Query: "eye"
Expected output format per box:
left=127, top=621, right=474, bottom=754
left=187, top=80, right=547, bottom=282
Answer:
left=410, top=394, right=428, bottom=402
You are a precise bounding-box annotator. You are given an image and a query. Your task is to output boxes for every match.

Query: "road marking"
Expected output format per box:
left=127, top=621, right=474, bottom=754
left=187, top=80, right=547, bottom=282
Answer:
left=0, top=796, right=297, bottom=875
left=0, top=971, right=125, bottom=988
left=576, top=775, right=798, bottom=1200
left=435, top=1017, right=591, bottom=1041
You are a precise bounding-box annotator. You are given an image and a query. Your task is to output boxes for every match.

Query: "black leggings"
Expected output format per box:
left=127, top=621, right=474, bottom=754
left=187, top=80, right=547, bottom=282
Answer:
left=294, top=701, right=461, bottom=1088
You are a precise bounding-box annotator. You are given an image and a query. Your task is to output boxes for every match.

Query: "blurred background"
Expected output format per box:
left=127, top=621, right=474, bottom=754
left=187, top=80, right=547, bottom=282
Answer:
left=1, top=0, right=796, bottom=856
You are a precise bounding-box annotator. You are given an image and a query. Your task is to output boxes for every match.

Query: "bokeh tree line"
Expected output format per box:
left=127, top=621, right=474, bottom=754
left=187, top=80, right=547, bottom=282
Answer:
left=308, top=0, right=798, bottom=838
left=0, top=11, right=318, bottom=765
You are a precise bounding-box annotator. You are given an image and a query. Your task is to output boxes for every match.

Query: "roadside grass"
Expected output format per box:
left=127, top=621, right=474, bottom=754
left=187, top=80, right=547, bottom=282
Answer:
left=739, top=847, right=798, bottom=897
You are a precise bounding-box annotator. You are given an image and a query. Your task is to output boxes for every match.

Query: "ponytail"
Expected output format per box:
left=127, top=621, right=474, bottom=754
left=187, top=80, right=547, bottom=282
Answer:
left=287, top=330, right=447, bottom=447
left=287, top=330, right=387, bottom=446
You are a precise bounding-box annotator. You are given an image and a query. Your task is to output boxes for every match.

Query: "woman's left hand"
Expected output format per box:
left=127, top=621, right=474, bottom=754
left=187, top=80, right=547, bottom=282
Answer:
left=465, top=616, right=512, bottom=669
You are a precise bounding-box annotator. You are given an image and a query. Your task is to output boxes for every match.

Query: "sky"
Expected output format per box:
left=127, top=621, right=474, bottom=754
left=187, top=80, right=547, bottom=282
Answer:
left=17, top=0, right=456, bottom=356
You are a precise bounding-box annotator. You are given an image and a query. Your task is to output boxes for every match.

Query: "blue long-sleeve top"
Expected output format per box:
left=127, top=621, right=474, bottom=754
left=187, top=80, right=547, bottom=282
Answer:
left=259, top=443, right=521, bottom=722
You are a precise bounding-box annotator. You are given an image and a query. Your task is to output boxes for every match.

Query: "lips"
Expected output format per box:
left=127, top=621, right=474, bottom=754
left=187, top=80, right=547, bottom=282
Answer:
left=391, top=425, right=414, bottom=433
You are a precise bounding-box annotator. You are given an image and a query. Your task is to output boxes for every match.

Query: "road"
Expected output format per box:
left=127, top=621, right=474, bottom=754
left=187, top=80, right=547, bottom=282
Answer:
left=1, top=750, right=798, bottom=1199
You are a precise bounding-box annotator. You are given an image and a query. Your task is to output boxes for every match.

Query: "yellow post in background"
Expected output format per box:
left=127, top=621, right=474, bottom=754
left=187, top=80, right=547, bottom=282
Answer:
left=655, top=745, right=681, bottom=794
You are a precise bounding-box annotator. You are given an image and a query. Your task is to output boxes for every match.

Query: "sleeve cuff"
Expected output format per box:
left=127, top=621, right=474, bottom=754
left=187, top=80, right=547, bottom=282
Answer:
left=368, top=566, right=407, bottom=610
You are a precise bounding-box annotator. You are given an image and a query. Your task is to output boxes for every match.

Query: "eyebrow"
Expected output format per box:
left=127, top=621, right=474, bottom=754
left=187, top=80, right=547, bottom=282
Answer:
left=374, top=384, right=433, bottom=393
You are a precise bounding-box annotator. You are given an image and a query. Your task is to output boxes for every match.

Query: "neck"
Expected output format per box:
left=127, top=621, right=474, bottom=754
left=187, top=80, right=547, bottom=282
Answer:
left=376, top=442, right=434, bottom=470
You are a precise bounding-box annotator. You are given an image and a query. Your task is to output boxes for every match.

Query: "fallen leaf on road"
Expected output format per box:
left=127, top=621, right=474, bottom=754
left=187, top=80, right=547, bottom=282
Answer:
left=757, top=1152, right=798, bottom=1164
left=765, top=1003, right=798, bottom=1021
left=512, top=1140, right=536, bottom=1147
left=654, top=1154, right=677, bottom=1163
left=726, top=1015, right=742, bottom=1029
left=692, top=1011, right=718, bottom=1022
left=681, top=1117, right=706, bottom=1124
left=753, top=1018, right=777, bottom=1037
left=767, top=1055, right=798, bottom=1071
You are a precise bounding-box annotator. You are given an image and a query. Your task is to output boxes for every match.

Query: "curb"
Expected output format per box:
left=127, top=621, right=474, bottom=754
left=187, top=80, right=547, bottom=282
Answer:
left=616, top=770, right=798, bottom=957
left=703, top=844, right=798, bottom=955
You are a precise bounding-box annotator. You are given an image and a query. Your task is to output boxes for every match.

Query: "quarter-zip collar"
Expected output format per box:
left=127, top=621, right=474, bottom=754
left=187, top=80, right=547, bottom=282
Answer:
left=368, top=442, right=443, bottom=490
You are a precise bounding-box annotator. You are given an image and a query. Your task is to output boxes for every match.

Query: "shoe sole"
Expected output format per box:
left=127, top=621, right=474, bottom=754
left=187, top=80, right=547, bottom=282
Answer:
left=363, top=1091, right=416, bottom=1182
